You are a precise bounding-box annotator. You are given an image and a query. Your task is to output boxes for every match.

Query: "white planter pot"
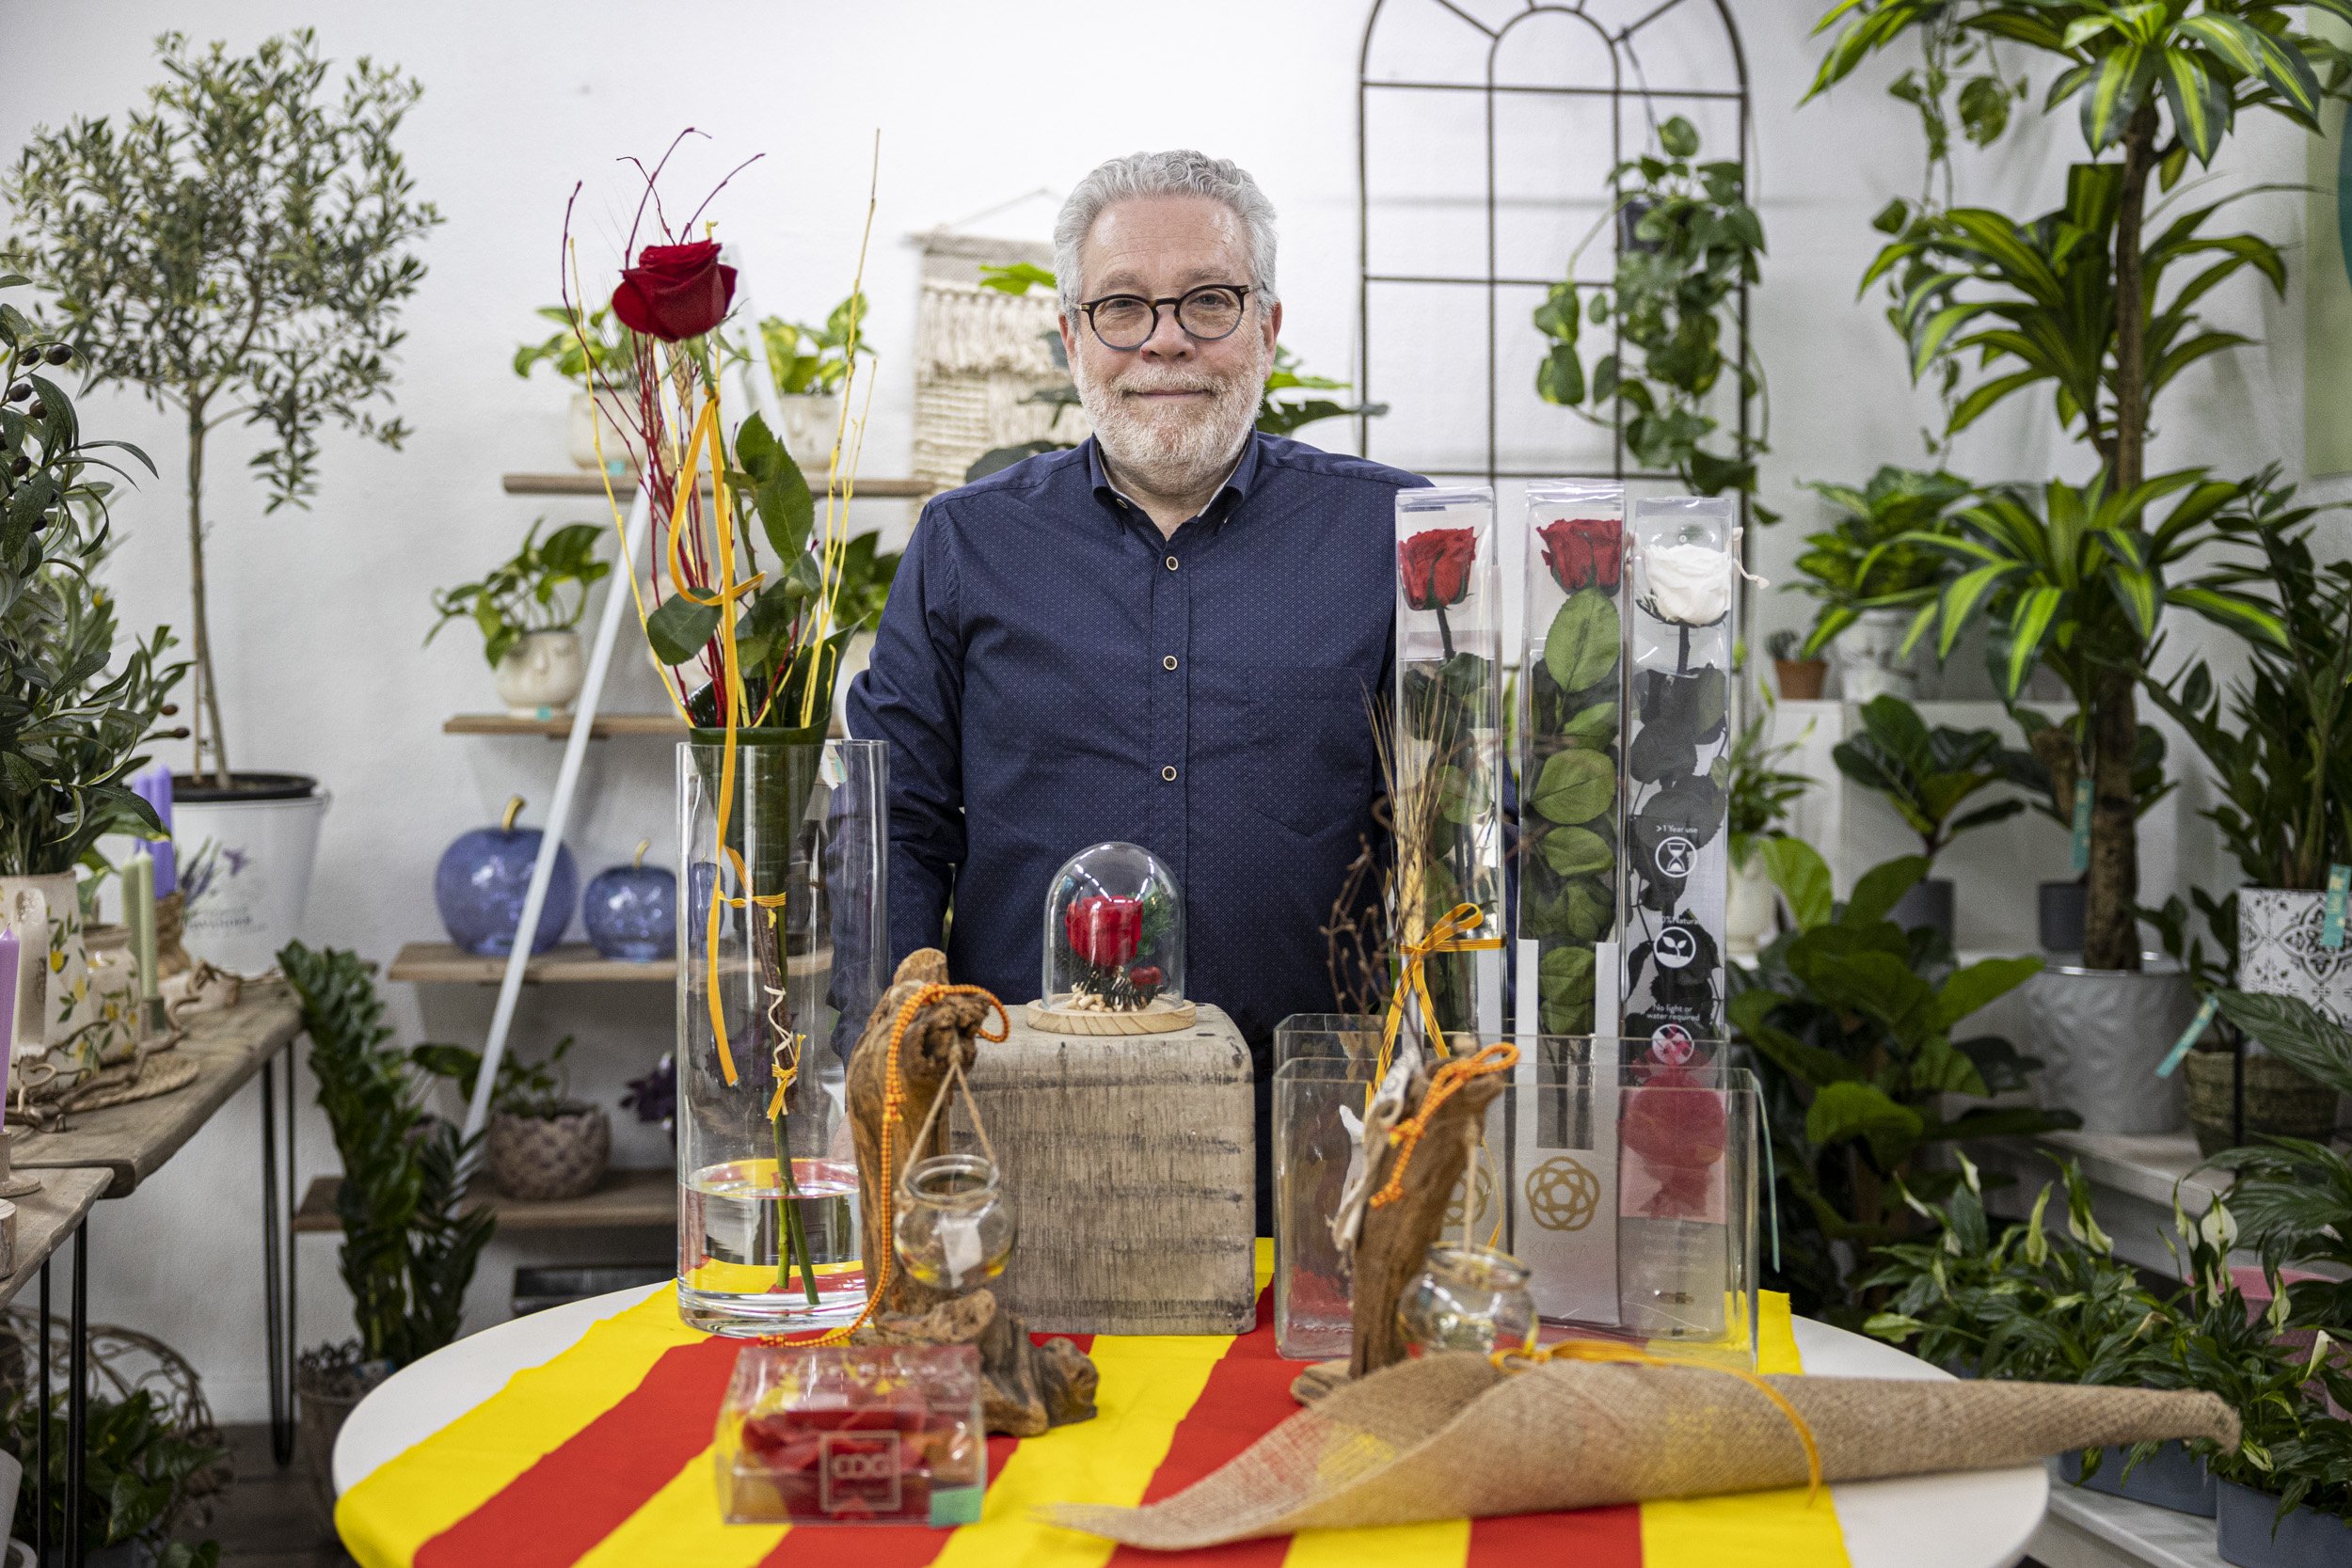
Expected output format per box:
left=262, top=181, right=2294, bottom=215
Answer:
left=2023, top=961, right=2195, bottom=1133
left=566, top=387, right=637, bottom=472
left=492, top=629, right=587, bottom=718
left=771, top=390, right=843, bottom=476
left=1726, top=852, right=1776, bottom=949
left=1834, top=607, right=1923, bottom=703
left=2239, top=888, right=2352, bottom=1028
left=0, top=871, right=96, bottom=1068
left=173, top=774, right=330, bottom=975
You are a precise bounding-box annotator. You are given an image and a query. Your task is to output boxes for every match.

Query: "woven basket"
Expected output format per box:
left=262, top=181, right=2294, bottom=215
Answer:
left=2183, top=1051, right=2340, bottom=1157
left=486, top=1104, right=612, bottom=1201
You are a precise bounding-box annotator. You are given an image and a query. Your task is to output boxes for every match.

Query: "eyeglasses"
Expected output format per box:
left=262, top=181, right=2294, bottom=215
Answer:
left=1077, top=283, right=1253, bottom=350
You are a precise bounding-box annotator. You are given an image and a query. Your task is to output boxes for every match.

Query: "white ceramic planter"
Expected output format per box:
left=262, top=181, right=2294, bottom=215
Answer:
left=1833, top=606, right=1923, bottom=702
left=2023, top=960, right=2195, bottom=1133
left=2239, top=887, right=2352, bottom=1027
left=0, top=872, right=96, bottom=1067
left=492, top=629, right=587, bottom=718
left=173, top=774, right=330, bottom=975
left=566, top=388, right=637, bottom=472
left=771, top=390, right=843, bottom=475
left=1726, top=852, right=1776, bottom=950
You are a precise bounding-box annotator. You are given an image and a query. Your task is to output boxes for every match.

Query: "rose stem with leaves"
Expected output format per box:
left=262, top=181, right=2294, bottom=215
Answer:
left=756, top=907, right=820, bottom=1304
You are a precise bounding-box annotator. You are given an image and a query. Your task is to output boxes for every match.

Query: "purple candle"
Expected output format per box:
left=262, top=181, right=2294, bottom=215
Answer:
left=0, top=926, right=16, bottom=1110
left=131, top=762, right=176, bottom=898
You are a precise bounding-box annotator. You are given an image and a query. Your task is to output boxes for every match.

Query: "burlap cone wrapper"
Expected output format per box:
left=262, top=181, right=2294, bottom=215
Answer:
left=1050, top=1354, right=2236, bottom=1548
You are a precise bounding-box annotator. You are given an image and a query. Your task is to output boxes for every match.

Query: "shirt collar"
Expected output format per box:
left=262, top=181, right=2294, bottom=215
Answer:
left=1086, top=430, right=1262, bottom=530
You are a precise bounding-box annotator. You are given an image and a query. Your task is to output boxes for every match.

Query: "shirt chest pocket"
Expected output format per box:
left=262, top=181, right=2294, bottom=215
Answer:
left=1243, top=665, right=1379, bottom=839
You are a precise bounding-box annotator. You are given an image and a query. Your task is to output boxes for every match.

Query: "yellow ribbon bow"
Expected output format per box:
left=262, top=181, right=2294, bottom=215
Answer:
left=1379, top=902, right=1504, bottom=1079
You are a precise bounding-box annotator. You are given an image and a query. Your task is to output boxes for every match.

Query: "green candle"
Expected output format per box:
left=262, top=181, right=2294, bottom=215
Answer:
left=125, top=848, right=160, bottom=1006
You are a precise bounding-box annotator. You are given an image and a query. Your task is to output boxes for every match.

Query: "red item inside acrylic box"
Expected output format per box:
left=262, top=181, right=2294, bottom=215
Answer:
left=714, top=1343, right=985, bottom=1527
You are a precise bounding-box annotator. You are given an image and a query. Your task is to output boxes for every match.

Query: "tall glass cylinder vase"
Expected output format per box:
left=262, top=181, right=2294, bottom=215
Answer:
left=676, top=736, right=888, bottom=1336
left=1620, top=497, right=1736, bottom=1060
left=1393, top=486, right=1504, bottom=1043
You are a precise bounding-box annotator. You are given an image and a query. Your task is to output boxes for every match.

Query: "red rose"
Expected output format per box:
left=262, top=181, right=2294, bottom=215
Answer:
left=1538, top=515, right=1621, bottom=593
left=1398, top=527, right=1478, bottom=610
left=611, top=239, right=738, bottom=342
left=1621, top=1066, right=1727, bottom=1217
left=1064, top=895, right=1142, bottom=969
left=1128, top=964, right=1164, bottom=990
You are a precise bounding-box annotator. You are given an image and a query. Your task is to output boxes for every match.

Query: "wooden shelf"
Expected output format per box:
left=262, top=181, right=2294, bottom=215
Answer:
left=443, top=712, right=688, bottom=739
left=294, top=1165, right=673, bottom=1234
left=502, top=472, right=935, bottom=499
left=388, top=941, right=831, bottom=985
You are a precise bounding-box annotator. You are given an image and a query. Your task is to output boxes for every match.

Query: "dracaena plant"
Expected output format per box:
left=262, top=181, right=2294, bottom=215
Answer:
left=1728, top=841, right=2061, bottom=1320
left=1807, top=0, right=2344, bottom=970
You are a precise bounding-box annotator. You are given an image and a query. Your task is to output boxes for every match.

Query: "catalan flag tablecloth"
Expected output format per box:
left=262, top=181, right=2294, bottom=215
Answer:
left=337, top=1255, right=1851, bottom=1568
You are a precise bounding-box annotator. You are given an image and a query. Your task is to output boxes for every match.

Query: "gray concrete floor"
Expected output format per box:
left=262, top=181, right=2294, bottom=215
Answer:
left=201, top=1424, right=350, bottom=1567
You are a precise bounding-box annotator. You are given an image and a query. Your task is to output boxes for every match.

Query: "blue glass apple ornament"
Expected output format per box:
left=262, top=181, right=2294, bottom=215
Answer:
left=435, top=795, right=577, bottom=957
left=583, top=838, right=675, bottom=962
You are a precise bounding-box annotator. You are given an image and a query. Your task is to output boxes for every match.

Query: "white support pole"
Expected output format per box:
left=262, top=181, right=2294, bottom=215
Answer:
left=463, top=482, right=654, bottom=1143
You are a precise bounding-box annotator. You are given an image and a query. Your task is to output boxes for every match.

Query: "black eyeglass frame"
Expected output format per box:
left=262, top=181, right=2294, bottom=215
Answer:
left=1075, top=283, right=1256, bottom=350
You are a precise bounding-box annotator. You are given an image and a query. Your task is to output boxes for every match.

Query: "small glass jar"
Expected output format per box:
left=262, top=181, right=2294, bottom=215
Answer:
left=893, top=1153, right=1017, bottom=1294
left=1396, top=1243, right=1537, bottom=1358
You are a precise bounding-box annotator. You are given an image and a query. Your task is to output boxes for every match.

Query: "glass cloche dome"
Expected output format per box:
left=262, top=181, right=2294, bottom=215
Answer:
left=1029, top=841, right=1194, bottom=1035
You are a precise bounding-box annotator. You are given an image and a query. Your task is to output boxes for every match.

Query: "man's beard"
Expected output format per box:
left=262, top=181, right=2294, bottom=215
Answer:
left=1072, top=336, right=1269, bottom=498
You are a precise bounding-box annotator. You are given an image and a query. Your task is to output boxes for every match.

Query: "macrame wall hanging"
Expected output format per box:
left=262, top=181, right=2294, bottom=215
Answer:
left=909, top=230, right=1089, bottom=491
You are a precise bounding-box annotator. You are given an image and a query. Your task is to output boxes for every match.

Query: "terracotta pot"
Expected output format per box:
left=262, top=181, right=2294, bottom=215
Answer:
left=487, top=1103, right=612, bottom=1201
left=1772, top=658, right=1827, bottom=701
left=2183, top=1049, right=2340, bottom=1156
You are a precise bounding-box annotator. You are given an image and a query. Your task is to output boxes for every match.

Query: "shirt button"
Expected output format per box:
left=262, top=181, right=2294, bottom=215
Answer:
left=1163, top=656, right=1179, bottom=672
left=1166, top=555, right=1179, bottom=571
left=1161, top=766, right=1178, bottom=783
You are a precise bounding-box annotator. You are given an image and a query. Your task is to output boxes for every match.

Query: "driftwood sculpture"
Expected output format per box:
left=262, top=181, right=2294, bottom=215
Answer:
left=845, top=948, right=1098, bottom=1435
left=1345, top=1053, right=1509, bottom=1381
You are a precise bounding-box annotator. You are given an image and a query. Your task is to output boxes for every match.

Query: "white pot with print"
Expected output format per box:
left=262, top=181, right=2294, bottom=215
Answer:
left=173, top=773, right=331, bottom=975
left=773, top=391, right=843, bottom=475
left=0, top=872, right=98, bottom=1070
left=492, top=630, right=587, bottom=719
left=1833, top=607, right=1924, bottom=703
left=2239, top=888, right=2352, bottom=1027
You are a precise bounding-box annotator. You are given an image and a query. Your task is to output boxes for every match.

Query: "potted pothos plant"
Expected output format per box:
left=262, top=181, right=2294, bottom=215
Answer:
left=514, top=304, right=644, bottom=472
left=6, top=29, right=439, bottom=974
left=753, top=295, right=874, bottom=473
left=0, top=278, right=183, bottom=1066
left=425, top=520, right=612, bottom=718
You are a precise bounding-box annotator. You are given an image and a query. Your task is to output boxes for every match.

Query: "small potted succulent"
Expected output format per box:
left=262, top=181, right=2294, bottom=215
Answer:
left=427, top=520, right=611, bottom=717
left=414, top=1035, right=611, bottom=1202
left=1766, top=629, right=1826, bottom=701
left=514, top=305, right=644, bottom=472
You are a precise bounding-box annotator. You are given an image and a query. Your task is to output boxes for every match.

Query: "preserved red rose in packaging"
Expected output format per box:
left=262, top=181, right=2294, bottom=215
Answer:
left=715, top=1344, right=985, bottom=1526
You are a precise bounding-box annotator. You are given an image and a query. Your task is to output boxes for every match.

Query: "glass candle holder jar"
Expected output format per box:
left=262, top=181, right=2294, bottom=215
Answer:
left=1396, top=1243, right=1537, bottom=1358
left=894, top=1152, right=1017, bottom=1294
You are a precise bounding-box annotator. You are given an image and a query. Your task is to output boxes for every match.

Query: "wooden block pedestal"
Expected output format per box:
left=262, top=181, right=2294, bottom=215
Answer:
left=950, top=1001, right=1255, bottom=1336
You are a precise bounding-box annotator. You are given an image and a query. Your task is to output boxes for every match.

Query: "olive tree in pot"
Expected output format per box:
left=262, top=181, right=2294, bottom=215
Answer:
left=1811, top=0, right=2328, bottom=1129
left=279, top=942, right=493, bottom=1520
left=2150, top=476, right=2352, bottom=1027
left=5, top=30, right=439, bottom=973
left=0, top=283, right=184, bottom=1063
left=1831, top=694, right=2023, bottom=943
left=426, top=521, right=612, bottom=720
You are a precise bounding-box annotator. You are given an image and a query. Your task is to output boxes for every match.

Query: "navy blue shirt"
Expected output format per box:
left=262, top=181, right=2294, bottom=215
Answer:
left=846, top=432, right=1428, bottom=1045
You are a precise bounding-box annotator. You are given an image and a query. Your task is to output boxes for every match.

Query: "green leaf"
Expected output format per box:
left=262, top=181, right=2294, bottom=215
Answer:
left=1538, top=944, right=1597, bottom=1025
left=1804, top=1081, right=1925, bottom=1169
left=2213, top=991, right=2352, bottom=1098
left=1760, top=836, right=1834, bottom=930
left=1561, top=700, right=1620, bottom=743
left=1535, top=345, right=1585, bottom=407
left=1540, top=825, right=1613, bottom=878
left=2003, top=585, right=2064, bottom=696
left=2253, top=30, right=2323, bottom=128
left=736, top=413, right=815, bottom=562
left=644, top=594, right=721, bottom=666
left=1932, top=957, right=2043, bottom=1030
left=2080, top=44, right=2155, bottom=153
left=1847, top=855, right=1931, bottom=927
left=2157, top=49, right=2229, bottom=166
left=1659, top=116, right=1700, bottom=158
left=1565, top=878, right=1615, bottom=942
left=1531, top=748, right=1616, bottom=825
left=1545, top=590, right=1620, bottom=692
left=2176, top=12, right=2264, bottom=76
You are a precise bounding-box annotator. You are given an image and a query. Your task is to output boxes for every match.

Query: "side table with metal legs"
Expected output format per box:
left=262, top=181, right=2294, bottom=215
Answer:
left=260, top=1037, right=298, bottom=1467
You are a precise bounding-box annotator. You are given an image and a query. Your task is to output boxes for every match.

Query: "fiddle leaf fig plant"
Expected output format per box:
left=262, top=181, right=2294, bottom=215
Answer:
left=5, top=29, right=440, bottom=786
left=1832, top=695, right=2023, bottom=863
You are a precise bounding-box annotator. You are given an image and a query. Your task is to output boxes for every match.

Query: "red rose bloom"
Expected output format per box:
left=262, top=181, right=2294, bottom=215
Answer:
left=1064, top=895, right=1142, bottom=969
left=1621, top=1065, right=1728, bottom=1217
left=611, top=239, right=738, bottom=342
left=1128, top=964, right=1163, bottom=990
left=1398, top=527, right=1478, bottom=610
left=1538, top=515, right=1622, bottom=593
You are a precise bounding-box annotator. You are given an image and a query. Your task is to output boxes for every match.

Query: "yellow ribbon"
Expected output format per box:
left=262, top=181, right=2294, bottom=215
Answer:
left=1379, top=902, right=1504, bottom=1077
left=1493, top=1338, right=1825, bottom=1500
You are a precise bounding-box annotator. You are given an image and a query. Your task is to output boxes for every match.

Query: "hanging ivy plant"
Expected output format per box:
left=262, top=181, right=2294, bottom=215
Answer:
left=1532, top=116, right=1772, bottom=518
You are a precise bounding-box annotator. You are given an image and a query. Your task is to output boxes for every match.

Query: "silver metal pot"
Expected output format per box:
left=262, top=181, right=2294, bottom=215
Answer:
left=2022, top=960, right=2195, bottom=1134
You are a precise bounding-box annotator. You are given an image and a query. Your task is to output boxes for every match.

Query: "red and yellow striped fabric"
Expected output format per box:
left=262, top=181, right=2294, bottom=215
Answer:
left=338, top=1256, right=1850, bottom=1568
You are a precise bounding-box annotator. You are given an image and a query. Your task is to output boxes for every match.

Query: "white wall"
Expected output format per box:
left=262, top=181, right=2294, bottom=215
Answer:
left=0, top=0, right=2326, bottom=1420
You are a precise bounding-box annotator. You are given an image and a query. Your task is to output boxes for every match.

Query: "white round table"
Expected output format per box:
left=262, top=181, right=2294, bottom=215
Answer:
left=337, top=1289, right=2046, bottom=1567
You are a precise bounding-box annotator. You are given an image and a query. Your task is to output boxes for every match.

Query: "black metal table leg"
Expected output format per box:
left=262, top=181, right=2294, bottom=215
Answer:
left=34, top=1259, right=48, bottom=1565
left=64, top=1220, right=86, bottom=1568
left=262, top=1043, right=298, bottom=1466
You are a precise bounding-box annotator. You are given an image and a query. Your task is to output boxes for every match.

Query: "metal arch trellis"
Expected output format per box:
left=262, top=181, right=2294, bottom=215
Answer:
left=1355, top=0, right=1755, bottom=531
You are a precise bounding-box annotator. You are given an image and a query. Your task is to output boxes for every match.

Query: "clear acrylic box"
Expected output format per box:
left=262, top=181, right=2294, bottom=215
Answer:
left=713, top=1343, right=986, bottom=1527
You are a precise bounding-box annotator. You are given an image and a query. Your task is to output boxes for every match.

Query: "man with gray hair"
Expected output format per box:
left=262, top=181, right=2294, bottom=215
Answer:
left=850, top=151, right=1424, bottom=1215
